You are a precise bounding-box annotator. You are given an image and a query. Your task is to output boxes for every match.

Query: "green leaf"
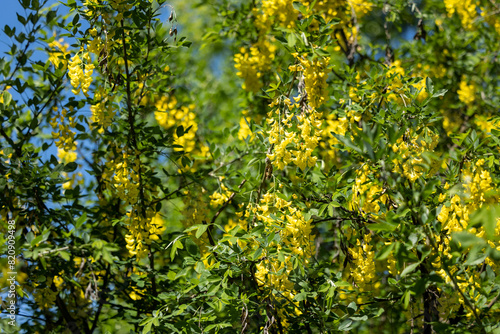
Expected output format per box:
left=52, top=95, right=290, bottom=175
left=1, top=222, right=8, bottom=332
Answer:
left=432, top=89, right=447, bottom=98
left=4, top=25, right=14, bottom=37
left=292, top=1, right=307, bottom=15
left=31, top=234, right=44, bottom=247
left=170, top=239, right=184, bottom=262
left=141, top=318, right=153, bottom=334
left=58, top=251, right=70, bottom=261
left=425, top=77, right=434, bottom=95
left=294, top=291, right=307, bottom=302
left=367, top=220, right=398, bottom=232
left=2, top=91, right=12, bottom=106
left=469, top=205, right=500, bottom=239
left=287, top=33, right=296, bottom=48
left=464, top=246, right=488, bottom=266
left=64, top=162, right=78, bottom=172
left=75, top=212, right=86, bottom=229
left=400, top=262, right=420, bottom=278
left=375, top=242, right=395, bottom=260
left=195, top=224, right=208, bottom=239
left=176, top=125, right=184, bottom=138
left=72, top=13, right=79, bottom=26
left=452, top=232, right=486, bottom=248
left=195, top=261, right=205, bottom=273
left=338, top=319, right=353, bottom=331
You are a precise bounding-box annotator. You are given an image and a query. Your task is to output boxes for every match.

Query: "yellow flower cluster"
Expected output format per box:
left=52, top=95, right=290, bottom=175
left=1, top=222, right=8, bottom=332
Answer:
left=444, top=0, right=477, bottom=29
left=436, top=194, right=469, bottom=247
left=254, top=0, right=297, bottom=30
left=155, top=96, right=198, bottom=153
left=226, top=205, right=250, bottom=235
left=50, top=107, right=77, bottom=151
left=387, top=252, right=399, bottom=276
left=87, top=29, right=104, bottom=56
left=234, top=39, right=276, bottom=92
left=48, top=38, right=69, bottom=69
left=210, top=181, right=232, bottom=207
left=417, top=62, right=447, bottom=79
left=481, top=8, right=500, bottom=35
left=294, top=110, right=323, bottom=170
left=254, top=0, right=372, bottom=32
left=386, top=60, right=429, bottom=104
left=128, top=266, right=146, bottom=301
left=391, top=129, right=440, bottom=182
left=434, top=255, right=482, bottom=318
left=33, top=285, right=58, bottom=310
left=349, top=233, right=376, bottom=292
left=290, top=55, right=330, bottom=109
left=68, top=52, right=94, bottom=96
left=457, top=76, right=476, bottom=105
left=154, top=95, right=209, bottom=172
left=57, top=147, right=77, bottom=164
left=32, top=275, right=66, bottom=310
left=474, top=114, right=499, bottom=136
left=84, top=0, right=132, bottom=22
left=253, top=191, right=315, bottom=305
left=125, top=210, right=165, bottom=258
left=223, top=217, right=248, bottom=249
left=280, top=0, right=372, bottom=27
left=350, top=164, right=387, bottom=216
left=90, top=86, right=116, bottom=134
left=462, top=159, right=493, bottom=210
left=58, top=147, right=82, bottom=189
left=267, top=100, right=323, bottom=170
left=238, top=111, right=256, bottom=142
left=108, top=0, right=133, bottom=21
left=105, top=150, right=141, bottom=206
left=433, top=159, right=499, bottom=315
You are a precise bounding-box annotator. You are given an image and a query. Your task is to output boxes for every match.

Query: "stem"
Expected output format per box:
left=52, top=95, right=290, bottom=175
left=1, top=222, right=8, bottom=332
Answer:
left=120, top=20, right=137, bottom=150
left=90, top=263, right=111, bottom=333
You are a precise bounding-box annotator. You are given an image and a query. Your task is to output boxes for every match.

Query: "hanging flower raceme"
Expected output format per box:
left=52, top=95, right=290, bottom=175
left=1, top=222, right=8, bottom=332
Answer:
left=349, top=233, right=377, bottom=293
left=125, top=209, right=165, bottom=258
left=350, top=163, right=388, bottom=217
left=154, top=96, right=200, bottom=153
left=391, top=128, right=440, bottom=182
left=210, top=180, right=232, bottom=208
left=68, top=52, right=94, bottom=96
left=57, top=147, right=82, bottom=189
left=290, top=54, right=330, bottom=109
left=266, top=97, right=323, bottom=171
left=48, top=38, right=69, bottom=69
left=50, top=107, right=77, bottom=151
left=432, top=159, right=499, bottom=317
left=254, top=0, right=297, bottom=30
left=457, top=76, right=476, bottom=105
left=444, top=0, right=477, bottom=29
left=90, top=86, right=117, bottom=134
left=252, top=191, right=315, bottom=316
left=234, top=39, right=276, bottom=93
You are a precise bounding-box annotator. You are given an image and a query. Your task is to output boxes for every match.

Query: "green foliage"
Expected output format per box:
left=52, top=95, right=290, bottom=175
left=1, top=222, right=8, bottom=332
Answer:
left=1, top=0, right=500, bottom=333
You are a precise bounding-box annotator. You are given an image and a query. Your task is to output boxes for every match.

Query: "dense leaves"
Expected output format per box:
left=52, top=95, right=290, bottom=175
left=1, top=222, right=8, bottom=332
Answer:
left=0, top=0, right=500, bottom=333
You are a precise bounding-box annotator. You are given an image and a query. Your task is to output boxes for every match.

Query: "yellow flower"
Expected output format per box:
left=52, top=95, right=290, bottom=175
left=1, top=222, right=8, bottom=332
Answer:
left=444, top=0, right=477, bottom=29
left=457, top=76, right=475, bottom=105
left=234, top=39, right=276, bottom=92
